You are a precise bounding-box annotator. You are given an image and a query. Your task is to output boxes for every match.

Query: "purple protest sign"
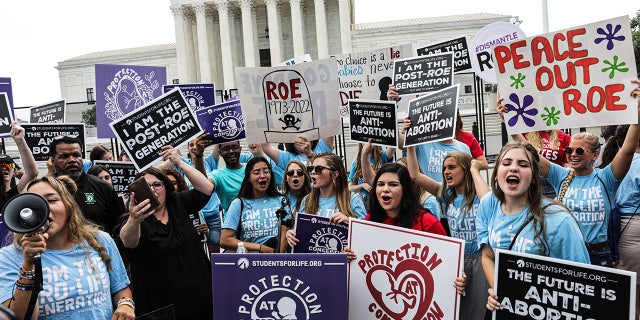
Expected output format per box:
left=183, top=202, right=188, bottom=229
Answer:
left=0, top=223, right=10, bottom=247
left=163, top=83, right=215, bottom=111
left=0, top=93, right=14, bottom=137
left=292, top=213, right=349, bottom=253
left=0, top=77, right=13, bottom=111
left=211, top=253, right=347, bottom=320
left=95, top=64, right=166, bottom=138
left=196, top=99, right=245, bottom=144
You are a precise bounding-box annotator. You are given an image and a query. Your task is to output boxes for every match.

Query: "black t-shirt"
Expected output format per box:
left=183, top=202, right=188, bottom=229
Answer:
left=74, top=173, right=125, bottom=234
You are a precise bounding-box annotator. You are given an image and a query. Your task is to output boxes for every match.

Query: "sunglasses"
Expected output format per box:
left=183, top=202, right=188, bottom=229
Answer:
left=307, top=165, right=334, bottom=175
left=564, top=147, right=590, bottom=156
left=0, top=163, right=15, bottom=170
left=286, top=169, right=304, bottom=177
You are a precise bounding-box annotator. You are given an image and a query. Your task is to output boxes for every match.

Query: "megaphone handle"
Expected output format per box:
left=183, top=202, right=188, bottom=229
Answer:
left=23, top=254, right=43, bottom=320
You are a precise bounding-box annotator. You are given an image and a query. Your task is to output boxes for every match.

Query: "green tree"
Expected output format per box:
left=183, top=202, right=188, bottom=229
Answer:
left=81, top=105, right=96, bottom=126
left=632, top=10, right=640, bottom=72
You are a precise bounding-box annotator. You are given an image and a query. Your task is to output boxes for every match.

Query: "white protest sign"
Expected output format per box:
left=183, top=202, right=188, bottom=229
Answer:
left=494, top=16, right=638, bottom=134
left=235, top=58, right=341, bottom=143
left=470, top=21, right=526, bottom=84
left=278, top=54, right=312, bottom=66
left=348, top=219, right=464, bottom=320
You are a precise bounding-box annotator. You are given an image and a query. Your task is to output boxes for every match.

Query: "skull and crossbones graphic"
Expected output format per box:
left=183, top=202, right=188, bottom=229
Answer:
left=279, top=114, right=301, bottom=130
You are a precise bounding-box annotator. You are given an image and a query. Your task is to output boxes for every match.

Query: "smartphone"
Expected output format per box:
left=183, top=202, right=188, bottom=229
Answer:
left=128, top=177, right=160, bottom=212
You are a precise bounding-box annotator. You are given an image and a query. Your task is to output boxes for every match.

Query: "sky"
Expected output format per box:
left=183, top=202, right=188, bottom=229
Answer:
left=1, top=0, right=638, bottom=111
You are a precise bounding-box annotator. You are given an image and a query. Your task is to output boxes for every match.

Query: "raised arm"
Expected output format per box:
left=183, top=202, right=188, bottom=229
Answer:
left=160, top=146, right=213, bottom=195
left=404, top=118, right=440, bottom=195
left=11, top=122, right=38, bottom=192
left=470, top=159, right=490, bottom=199
left=261, top=143, right=281, bottom=164
left=360, top=140, right=376, bottom=185
left=610, top=80, right=640, bottom=179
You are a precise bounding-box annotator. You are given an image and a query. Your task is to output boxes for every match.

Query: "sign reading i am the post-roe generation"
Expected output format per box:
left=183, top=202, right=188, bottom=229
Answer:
left=211, top=253, right=347, bottom=320
left=404, top=84, right=459, bottom=147
left=110, top=88, right=203, bottom=171
left=393, top=52, right=454, bottom=96
left=348, top=99, right=397, bottom=147
left=93, top=160, right=138, bottom=194
left=291, top=213, right=349, bottom=254
left=494, top=249, right=636, bottom=320
left=23, top=124, right=85, bottom=161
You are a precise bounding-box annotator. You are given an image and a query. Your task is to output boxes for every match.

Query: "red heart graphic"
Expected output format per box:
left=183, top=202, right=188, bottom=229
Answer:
left=365, top=259, right=434, bottom=320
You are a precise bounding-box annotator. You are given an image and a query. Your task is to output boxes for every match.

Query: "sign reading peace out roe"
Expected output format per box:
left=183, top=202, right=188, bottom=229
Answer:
left=291, top=213, right=349, bottom=254
left=494, top=16, right=638, bottom=135
left=235, top=58, right=341, bottom=143
left=110, top=88, right=203, bottom=171
left=196, top=99, right=245, bottom=144
left=23, top=124, right=85, bottom=161
left=93, top=160, right=138, bottom=194
left=494, top=249, right=636, bottom=320
left=404, top=84, right=460, bottom=147
left=211, top=253, right=347, bottom=320
left=348, top=99, right=397, bottom=147
left=30, top=100, right=65, bottom=123
left=348, top=219, right=464, bottom=320
left=393, top=52, right=454, bottom=96
left=416, top=37, right=472, bottom=73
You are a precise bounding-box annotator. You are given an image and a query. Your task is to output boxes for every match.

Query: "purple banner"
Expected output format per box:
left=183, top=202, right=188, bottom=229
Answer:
left=292, top=213, right=349, bottom=253
left=95, top=64, right=166, bottom=138
left=162, top=83, right=215, bottom=111
left=0, top=77, right=13, bottom=111
left=0, top=93, right=14, bottom=137
left=211, top=253, right=347, bottom=320
left=195, top=99, right=245, bottom=144
left=0, top=223, right=10, bottom=247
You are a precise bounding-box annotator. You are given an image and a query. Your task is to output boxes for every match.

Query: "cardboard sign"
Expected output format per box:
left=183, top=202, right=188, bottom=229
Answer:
left=470, top=21, right=527, bottom=84
left=291, top=213, right=349, bottom=254
left=348, top=99, right=397, bottom=147
left=494, top=16, right=638, bottom=134
left=494, top=249, right=636, bottom=320
left=93, top=160, right=138, bottom=194
left=109, top=88, right=203, bottom=171
left=348, top=219, right=464, bottom=320
left=211, top=253, right=347, bottom=320
left=30, top=100, right=65, bottom=123
left=0, top=77, right=13, bottom=112
left=278, top=54, right=313, bottom=66
left=0, top=93, right=13, bottom=137
left=195, top=99, right=246, bottom=144
left=235, top=58, right=341, bottom=143
left=95, top=64, right=167, bottom=138
left=416, top=37, right=472, bottom=73
left=23, top=123, right=85, bottom=161
left=404, top=85, right=460, bottom=147
left=162, top=83, right=215, bottom=111
left=393, top=52, right=454, bottom=96
left=334, top=45, right=413, bottom=117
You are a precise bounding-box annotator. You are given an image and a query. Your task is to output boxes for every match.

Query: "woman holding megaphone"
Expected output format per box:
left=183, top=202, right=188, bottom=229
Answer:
left=0, top=176, right=135, bottom=319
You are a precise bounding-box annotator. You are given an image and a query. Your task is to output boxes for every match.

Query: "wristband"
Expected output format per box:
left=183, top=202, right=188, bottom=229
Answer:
left=15, top=280, right=37, bottom=291
left=117, top=297, right=135, bottom=311
left=19, top=266, right=36, bottom=280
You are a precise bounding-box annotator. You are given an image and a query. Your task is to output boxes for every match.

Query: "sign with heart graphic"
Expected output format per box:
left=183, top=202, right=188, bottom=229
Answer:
left=348, top=219, right=464, bottom=320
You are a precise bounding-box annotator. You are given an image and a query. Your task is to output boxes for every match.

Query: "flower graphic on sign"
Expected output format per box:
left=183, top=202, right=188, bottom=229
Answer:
left=541, top=106, right=561, bottom=126
left=509, top=73, right=526, bottom=89
left=602, top=55, right=629, bottom=79
left=505, top=93, right=537, bottom=127
left=594, top=23, right=625, bottom=50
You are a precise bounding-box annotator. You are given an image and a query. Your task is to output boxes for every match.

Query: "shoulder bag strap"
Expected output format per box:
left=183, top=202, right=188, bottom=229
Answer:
left=508, top=215, right=534, bottom=250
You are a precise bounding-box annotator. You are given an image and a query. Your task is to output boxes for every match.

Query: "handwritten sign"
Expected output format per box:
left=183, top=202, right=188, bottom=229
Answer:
left=23, top=124, right=85, bottom=161
left=470, top=21, right=526, bottom=84
left=0, top=93, right=13, bottom=137
left=93, top=160, right=138, bottom=194
left=417, top=37, right=472, bottom=73
left=393, top=53, right=454, bottom=96
left=348, top=99, right=397, bottom=147
left=404, top=85, right=459, bottom=147
left=162, top=83, right=215, bottom=111
left=110, top=88, right=203, bottom=171
left=195, top=99, right=245, bottom=144
left=494, top=16, right=638, bottom=134
left=348, top=219, right=464, bottom=320
left=291, top=213, right=349, bottom=253
left=30, top=100, right=65, bottom=123
left=235, top=58, right=341, bottom=143
left=494, top=249, right=635, bottom=320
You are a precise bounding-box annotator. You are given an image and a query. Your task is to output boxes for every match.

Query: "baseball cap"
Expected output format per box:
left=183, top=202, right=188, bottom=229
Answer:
left=0, top=155, right=14, bottom=164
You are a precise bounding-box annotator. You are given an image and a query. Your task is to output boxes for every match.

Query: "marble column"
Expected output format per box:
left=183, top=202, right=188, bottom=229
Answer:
left=194, top=4, right=212, bottom=82
left=265, top=0, right=282, bottom=65
left=215, top=0, right=235, bottom=89
left=314, top=0, right=329, bottom=59
left=183, top=8, right=197, bottom=82
left=239, top=0, right=257, bottom=67
left=171, top=5, right=189, bottom=83
left=289, top=0, right=304, bottom=57
left=338, top=0, right=352, bottom=53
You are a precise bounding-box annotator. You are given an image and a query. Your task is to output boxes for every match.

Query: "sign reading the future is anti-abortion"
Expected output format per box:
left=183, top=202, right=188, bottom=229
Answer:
left=348, top=99, right=397, bottom=147
left=211, top=253, right=347, bottom=320
left=235, top=58, right=341, bottom=143
left=291, top=213, right=349, bottom=254
left=416, top=37, right=472, bottom=73
left=162, top=83, right=215, bottom=111
left=30, top=100, right=65, bottom=123
left=348, top=219, right=464, bottom=320
left=195, top=99, right=246, bottom=144
left=23, top=124, right=85, bottom=161
left=493, top=249, right=636, bottom=320
left=110, top=88, right=203, bottom=171
left=494, top=16, right=638, bottom=134
left=404, top=85, right=459, bottom=147
left=393, top=52, right=454, bottom=96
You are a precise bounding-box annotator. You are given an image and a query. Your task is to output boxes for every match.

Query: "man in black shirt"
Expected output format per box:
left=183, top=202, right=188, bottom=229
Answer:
left=49, top=136, right=125, bottom=234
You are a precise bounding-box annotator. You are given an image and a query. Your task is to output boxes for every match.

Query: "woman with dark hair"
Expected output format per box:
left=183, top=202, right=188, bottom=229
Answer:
left=118, top=146, right=213, bottom=320
left=89, top=144, right=113, bottom=162
left=87, top=164, right=113, bottom=186
left=0, top=176, right=134, bottom=319
left=220, top=157, right=287, bottom=253
left=163, top=168, right=188, bottom=192
left=282, top=160, right=311, bottom=215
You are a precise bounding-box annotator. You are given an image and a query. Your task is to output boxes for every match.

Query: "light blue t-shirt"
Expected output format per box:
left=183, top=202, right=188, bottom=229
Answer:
left=423, top=194, right=441, bottom=220
left=615, top=153, right=640, bottom=215
left=222, top=196, right=286, bottom=244
left=276, top=139, right=333, bottom=170
left=208, top=164, right=246, bottom=216
left=442, top=193, right=481, bottom=253
left=348, top=152, right=392, bottom=200
left=476, top=193, right=589, bottom=263
left=547, top=163, right=620, bottom=244
left=416, top=141, right=471, bottom=182
left=299, top=193, right=366, bottom=220
left=0, top=231, right=130, bottom=319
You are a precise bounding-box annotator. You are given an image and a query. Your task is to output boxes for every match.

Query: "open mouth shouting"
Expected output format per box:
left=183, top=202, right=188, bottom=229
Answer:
left=505, top=175, right=520, bottom=188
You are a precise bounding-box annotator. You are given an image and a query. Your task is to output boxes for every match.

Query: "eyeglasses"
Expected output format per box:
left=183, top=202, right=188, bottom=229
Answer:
left=221, top=145, right=240, bottom=152
left=0, top=163, right=14, bottom=170
left=307, top=165, right=334, bottom=175
left=564, top=147, right=590, bottom=156
left=286, top=169, right=305, bottom=177
left=148, top=182, right=165, bottom=190
left=251, top=168, right=271, bottom=176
